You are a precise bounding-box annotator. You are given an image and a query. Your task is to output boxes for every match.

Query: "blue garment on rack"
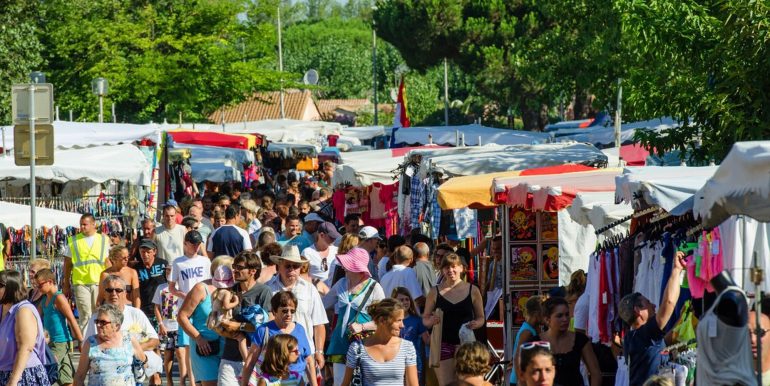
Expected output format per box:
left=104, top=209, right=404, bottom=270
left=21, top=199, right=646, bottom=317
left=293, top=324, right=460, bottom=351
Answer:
left=453, top=208, right=477, bottom=240
left=409, top=173, right=423, bottom=229
left=428, top=182, right=441, bottom=238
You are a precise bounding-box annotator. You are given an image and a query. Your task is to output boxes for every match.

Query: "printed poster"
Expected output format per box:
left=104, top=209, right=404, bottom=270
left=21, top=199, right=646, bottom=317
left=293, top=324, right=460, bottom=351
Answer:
left=511, top=245, right=538, bottom=281
left=540, top=212, right=558, bottom=241
left=509, top=208, right=536, bottom=241
left=511, top=290, right=536, bottom=325
left=541, top=244, right=559, bottom=280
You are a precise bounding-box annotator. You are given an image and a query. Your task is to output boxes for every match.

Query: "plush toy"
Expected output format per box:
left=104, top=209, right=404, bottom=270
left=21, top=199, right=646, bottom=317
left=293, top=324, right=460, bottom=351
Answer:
left=207, top=265, right=249, bottom=359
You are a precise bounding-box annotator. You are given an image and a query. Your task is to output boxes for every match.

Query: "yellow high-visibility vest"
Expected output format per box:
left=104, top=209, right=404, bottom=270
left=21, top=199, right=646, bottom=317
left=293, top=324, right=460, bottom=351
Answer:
left=69, top=233, right=109, bottom=285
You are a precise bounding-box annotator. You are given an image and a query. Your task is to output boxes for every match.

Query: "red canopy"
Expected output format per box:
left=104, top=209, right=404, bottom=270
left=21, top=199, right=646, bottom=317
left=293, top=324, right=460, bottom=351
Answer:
left=167, top=131, right=258, bottom=150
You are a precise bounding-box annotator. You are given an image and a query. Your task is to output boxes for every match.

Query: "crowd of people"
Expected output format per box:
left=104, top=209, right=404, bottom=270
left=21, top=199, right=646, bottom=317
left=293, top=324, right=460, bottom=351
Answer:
left=4, top=167, right=765, bottom=386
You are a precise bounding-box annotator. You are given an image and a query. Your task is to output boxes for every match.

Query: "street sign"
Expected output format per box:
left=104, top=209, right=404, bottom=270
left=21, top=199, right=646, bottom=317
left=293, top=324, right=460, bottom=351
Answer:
left=14, top=124, right=54, bottom=166
left=11, top=83, right=54, bottom=125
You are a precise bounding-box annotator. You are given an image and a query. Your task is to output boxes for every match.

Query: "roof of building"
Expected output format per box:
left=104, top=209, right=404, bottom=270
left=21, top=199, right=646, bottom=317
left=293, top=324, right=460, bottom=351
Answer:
left=317, top=98, right=371, bottom=115
left=209, top=90, right=317, bottom=123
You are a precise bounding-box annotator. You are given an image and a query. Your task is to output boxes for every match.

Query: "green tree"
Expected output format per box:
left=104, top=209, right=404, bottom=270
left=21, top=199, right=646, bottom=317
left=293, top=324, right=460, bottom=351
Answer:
left=618, top=0, right=770, bottom=162
left=0, top=1, right=45, bottom=124
left=374, top=0, right=620, bottom=131
left=38, top=0, right=284, bottom=123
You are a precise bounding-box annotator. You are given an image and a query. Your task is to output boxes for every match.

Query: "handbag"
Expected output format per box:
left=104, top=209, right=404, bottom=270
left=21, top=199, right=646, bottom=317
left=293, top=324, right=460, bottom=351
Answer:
left=350, top=342, right=364, bottom=386
left=44, top=344, right=59, bottom=385
left=195, top=338, right=221, bottom=357
left=346, top=281, right=377, bottom=342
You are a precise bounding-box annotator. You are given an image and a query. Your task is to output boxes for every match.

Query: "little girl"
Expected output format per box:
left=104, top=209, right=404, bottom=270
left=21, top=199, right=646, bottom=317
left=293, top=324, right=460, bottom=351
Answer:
left=207, top=265, right=249, bottom=359
left=393, top=287, right=429, bottom=385
left=253, top=334, right=302, bottom=386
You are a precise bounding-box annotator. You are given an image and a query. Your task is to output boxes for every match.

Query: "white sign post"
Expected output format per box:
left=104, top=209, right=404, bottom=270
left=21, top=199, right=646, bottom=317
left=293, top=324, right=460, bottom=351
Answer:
left=12, top=82, right=54, bottom=260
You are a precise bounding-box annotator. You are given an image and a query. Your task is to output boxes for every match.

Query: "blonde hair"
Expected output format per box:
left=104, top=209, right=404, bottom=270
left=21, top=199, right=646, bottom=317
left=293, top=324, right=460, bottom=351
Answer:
left=211, top=255, right=234, bottom=277
left=29, top=258, right=51, bottom=271
left=455, top=342, right=491, bottom=376
left=261, top=334, right=298, bottom=379
left=367, top=298, right=405, bottom=325
left=338, top=233, right=360, bottom=255
left=643, top=376, right=674, bottom=386
left=109, top=245, right=128, bottom=260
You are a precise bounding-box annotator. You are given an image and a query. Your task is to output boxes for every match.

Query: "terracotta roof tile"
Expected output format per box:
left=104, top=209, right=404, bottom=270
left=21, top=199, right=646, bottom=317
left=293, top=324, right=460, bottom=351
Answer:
left=209, top=90, right=318, bottom=123
left=317, top=99, right=371, bottom=115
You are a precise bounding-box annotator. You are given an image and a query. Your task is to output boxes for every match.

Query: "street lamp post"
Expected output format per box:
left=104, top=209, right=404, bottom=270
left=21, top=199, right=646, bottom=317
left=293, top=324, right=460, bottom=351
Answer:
left=277, top=6, right=285, bottom=119
left=92, top=77, right=108, bottom=123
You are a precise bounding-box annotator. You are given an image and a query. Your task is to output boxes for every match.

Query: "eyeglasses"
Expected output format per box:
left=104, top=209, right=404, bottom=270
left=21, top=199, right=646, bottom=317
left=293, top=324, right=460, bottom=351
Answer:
left=751, top=329, right=770, bottom=338
left=283, top=263, right=302, bottom=271
left=290, top=348, right=300, bottom=354
left=95, top=319, right=112, bottom=327
left=105, top=288, right=125, bottom=294
left=280, top=308, right=297, bottom=315
left=521, top=341, right=551, bottom=350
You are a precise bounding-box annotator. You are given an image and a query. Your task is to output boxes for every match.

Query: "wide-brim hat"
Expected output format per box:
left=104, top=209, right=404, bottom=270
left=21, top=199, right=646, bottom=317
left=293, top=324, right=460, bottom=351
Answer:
left=270, top=245, right=307, bottom=265
left=336, top=247, right=371, bottom=277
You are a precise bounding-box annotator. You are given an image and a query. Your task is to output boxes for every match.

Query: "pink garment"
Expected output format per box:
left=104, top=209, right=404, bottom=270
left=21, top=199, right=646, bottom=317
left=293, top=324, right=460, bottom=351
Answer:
left=686, top=254, right=706, bottom=298
left=369, top=184, right=387, bottom=219
left=332, top=190, right=346, bottom=224
left=687, top=228, right=724, bottom=298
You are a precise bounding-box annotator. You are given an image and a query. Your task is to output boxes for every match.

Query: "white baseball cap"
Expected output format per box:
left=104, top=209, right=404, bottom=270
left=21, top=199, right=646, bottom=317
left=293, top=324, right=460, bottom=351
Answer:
left=358, top=226, right=381, bottom=240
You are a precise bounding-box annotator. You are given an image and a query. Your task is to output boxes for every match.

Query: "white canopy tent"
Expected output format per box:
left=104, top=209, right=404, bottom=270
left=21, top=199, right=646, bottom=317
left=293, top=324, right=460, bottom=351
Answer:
left=0, top=144, right=151, bottom=186
left=334, top=149, right=402, bottom=187
left=568, top=192, right=634, bottom=236
left=0, top=121, right=159, bottom=151
left=615, top=166, right=718, bottom=214
left=0, top=201, right=82, bottom=228
left=341, top=126, right=386, bottom=141
left=412, top=143, right=608, bottom=178
left=391, top=124, right=553, bottom=146
left=553, top=117, right=680, bottom=146
left=694, top=141, right=770, bottom=228
left=189, top=159, right=241, bottom=183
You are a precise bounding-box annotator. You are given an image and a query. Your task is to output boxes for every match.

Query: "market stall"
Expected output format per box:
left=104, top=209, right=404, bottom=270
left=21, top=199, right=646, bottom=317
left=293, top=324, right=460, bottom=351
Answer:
left=167, top=130, right=261, bottom=150
left=391, top=124, right=553, bottom=147
left=0, top=120, right=159, bottom=152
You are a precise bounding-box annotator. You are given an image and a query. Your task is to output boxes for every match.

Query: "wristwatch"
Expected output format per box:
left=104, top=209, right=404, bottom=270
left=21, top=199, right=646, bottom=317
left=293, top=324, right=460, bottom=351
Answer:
left=239, top=322, right=246, bottom=331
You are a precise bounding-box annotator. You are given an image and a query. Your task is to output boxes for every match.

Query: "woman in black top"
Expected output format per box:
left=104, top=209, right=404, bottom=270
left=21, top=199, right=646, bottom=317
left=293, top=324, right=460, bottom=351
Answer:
left=422, top=253, right=485, bottom=386
left=541, top=297, right=601, bottom=386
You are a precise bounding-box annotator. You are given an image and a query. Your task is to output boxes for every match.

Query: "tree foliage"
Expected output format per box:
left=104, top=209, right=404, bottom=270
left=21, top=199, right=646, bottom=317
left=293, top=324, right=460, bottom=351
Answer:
left=37, top=0, right=284, bottom=123
left=374, top=0, right=619, bottom=131
left=0, top=1, right=45, bottom=124
left=620, top=0, right=770, bottom=161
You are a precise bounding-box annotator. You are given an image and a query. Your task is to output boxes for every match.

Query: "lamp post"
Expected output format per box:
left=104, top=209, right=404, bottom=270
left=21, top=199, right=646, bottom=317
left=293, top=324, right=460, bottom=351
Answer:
left=28, top=71, right=46, bottom=259
left=277, top=6, right=285, bottom=119
left=372, top=5, right=378, bottom=126
left=92, top=77, right=108, bottom=123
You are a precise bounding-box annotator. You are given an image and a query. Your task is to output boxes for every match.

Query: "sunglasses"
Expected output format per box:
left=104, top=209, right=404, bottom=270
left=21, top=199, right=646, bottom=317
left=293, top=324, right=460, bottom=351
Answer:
left=95, top=319, right=112, bottom=327
left=105, top=288, right=125, bottom=294
left=751, top=329, right=770, bottom=338
left=233, top=265, right=248, bottom=271
left=283, top=263, right=302, bottom=271
left=521, top=341, right=551, bottom=350
left=322, top=257, right=328, bottom=271
left=280, top=308, right=297, bottom=315
left=290, top=348, right=300, bottom=354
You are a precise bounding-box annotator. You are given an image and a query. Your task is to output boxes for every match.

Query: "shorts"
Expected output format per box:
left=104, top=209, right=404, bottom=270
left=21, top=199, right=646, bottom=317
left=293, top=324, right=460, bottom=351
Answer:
left=50, top=341, right=75, bottom=384
left=162, top=331, right=179, bottom=351
left=440, top=342, right=458, bottom=361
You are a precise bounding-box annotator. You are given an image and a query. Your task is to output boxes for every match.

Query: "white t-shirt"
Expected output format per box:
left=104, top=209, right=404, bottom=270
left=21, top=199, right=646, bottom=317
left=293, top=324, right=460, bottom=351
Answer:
left=265, top=276, right=329, bottom=352
left=379, top=265, right=424, bottom=300
left=170, top=255, right=212, bottom=296
left=154, top=225, right=186, bottom=262
left=301, top=245, right=338, bottom=282
left=152, top=283, right=179, bottom=331
left=85, top=305, right=159, bottom=343
left=573, top=292, right=589, bottom=332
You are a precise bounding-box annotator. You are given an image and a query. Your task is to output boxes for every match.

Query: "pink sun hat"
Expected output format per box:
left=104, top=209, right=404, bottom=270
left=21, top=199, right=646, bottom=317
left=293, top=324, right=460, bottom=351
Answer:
left=212, top=265, right=235, bottom=289
left=335, top=247, right=371, bottom=277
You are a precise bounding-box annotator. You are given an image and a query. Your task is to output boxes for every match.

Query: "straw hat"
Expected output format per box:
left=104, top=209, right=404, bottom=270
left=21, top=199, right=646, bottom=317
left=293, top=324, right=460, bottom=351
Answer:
left=270, top=245, right=307, bottom=265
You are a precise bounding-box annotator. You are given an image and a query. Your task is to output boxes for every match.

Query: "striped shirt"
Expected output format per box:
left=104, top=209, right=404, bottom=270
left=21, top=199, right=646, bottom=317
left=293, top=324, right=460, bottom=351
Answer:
left=346, top=339, right=416, bottom=386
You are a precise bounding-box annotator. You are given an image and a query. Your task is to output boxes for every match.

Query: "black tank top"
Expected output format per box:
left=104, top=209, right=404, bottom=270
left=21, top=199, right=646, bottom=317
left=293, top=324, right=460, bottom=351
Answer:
left=435, top=284, right=474, bottom=345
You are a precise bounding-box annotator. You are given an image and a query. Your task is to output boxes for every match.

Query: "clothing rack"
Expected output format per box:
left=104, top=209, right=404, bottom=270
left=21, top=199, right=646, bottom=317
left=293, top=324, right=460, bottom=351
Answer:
left=595, top=214, right=633, bottom=235
left=632, top=205, right=660, bottom=218
left=662, top=339, right=697, bottom=353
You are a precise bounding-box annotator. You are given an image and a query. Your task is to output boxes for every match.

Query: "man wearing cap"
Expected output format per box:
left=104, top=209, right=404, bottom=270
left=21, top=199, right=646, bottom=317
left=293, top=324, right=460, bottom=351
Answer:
left=302, top=221, right=340, bottom=285
left=133, top=239, right=168, bottom=386
left=155, top=204, right=187, bottom=262
left=619, top=250, right=686, bottom=386
left=266, top=245, right=329, bottom=371
left=134, top=239, right=168, bottom=325
left=207, top=205, right=253, bottom=259
left=357, top=225, right=382, bottom=280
